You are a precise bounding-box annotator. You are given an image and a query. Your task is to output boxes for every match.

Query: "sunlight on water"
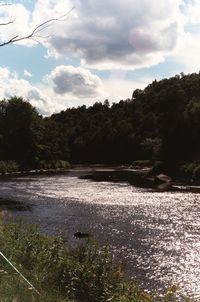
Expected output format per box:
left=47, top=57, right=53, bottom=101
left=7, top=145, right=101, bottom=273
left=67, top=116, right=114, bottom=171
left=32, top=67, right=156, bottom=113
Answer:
left=0, top=171, right=200, bottom=299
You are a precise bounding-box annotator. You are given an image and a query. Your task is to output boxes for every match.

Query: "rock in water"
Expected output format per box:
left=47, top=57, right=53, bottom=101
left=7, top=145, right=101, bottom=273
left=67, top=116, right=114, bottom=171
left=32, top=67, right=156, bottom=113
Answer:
left=74, top=232, right=90, bottom=238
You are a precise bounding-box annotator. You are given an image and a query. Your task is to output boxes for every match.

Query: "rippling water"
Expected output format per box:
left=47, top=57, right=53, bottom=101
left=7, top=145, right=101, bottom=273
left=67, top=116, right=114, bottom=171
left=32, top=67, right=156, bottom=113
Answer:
left=0, top=167, right=200, bottom=299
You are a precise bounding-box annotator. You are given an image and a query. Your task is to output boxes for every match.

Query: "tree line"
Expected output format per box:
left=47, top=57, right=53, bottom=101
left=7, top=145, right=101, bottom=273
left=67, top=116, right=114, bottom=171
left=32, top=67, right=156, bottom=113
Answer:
left=1, top=72, right=200, bottom=178
left=0, top=97, right=69, bottom=171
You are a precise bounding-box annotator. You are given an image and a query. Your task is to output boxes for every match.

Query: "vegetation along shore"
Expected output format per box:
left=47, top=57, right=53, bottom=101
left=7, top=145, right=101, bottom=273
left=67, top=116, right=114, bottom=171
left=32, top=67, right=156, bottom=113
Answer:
left=0, top=218, right=194, bottom=302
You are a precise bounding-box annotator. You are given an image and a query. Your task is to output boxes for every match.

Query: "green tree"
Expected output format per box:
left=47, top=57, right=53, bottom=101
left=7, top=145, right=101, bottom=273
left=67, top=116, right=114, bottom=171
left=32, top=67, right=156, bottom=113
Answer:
left=0, top=97, right=39, bottom=167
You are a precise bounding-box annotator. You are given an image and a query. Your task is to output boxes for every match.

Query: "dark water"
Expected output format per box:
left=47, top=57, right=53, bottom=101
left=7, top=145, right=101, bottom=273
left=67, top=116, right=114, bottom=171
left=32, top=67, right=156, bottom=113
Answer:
left=0, top=167, right=200, bottom=299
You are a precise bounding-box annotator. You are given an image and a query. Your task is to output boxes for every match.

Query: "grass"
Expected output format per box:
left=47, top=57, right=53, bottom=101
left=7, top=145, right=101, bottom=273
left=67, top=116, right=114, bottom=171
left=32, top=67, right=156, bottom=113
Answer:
left=0, top=218, right=195, bottom=302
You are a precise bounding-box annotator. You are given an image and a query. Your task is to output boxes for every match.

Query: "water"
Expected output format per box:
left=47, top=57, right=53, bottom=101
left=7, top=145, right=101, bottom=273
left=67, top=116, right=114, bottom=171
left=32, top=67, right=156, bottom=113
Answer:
left=0, top=167, right=200, bottom=299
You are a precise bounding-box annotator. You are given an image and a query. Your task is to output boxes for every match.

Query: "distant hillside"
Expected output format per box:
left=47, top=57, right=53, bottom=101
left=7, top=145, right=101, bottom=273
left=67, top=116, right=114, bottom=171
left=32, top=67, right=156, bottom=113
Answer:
left=1, top=72, right=200, bottom=179
left=51, top=72, right=200, bottom=172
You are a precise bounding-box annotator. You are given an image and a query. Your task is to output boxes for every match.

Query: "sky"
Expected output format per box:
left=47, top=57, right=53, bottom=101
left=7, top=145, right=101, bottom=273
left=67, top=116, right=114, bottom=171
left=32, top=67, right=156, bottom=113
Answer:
left=0, top=0, right=200, bottom=115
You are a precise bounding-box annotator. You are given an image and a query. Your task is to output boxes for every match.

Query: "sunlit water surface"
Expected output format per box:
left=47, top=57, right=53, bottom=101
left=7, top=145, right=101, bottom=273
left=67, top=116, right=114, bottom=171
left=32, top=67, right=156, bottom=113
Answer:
left=0, top=168, right=200, bottom=299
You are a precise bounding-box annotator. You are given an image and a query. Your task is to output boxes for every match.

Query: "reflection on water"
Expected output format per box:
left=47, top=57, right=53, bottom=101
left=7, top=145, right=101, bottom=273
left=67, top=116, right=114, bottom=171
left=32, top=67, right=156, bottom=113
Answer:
left=0, top=197, right=32, bottom=212
left=0, top=168, right=200, bottom=299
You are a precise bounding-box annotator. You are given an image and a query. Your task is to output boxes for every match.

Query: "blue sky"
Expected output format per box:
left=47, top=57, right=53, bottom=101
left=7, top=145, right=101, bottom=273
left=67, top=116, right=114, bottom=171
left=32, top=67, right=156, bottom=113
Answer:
left=0, top=0, right=200, bottom=115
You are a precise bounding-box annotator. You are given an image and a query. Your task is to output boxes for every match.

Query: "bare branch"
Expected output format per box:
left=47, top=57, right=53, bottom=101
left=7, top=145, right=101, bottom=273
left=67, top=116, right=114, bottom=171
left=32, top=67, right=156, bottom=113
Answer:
left=0, top=3, right=14, bottom=26
left=0, top=19, right=14, bottom=26
left=0, top=6, right=75, bottom=47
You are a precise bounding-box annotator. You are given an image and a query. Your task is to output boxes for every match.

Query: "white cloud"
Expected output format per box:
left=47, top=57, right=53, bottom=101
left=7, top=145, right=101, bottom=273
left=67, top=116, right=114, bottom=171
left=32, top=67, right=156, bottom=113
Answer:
left=170, top=0, right=200, bottom=73
left=0, top=3, right=33, bottom=46
left=1, top=0, right=197, bottom=73
left=47, top=65, right=103, bottom=98
left=0, top=0, right=72, bottom=47
left=0, top=65, right=152, bottom=115
left=24, top=69, right=32, bottom=77
left=102, top=76, right=153, bottom=102
left=44, top=0, right=183, bottom=70
left=0, top=65, right=106, bottom=114
left=0, top=67, right=53, bottom=115
left=2, top=0, right=200, bottom=75
left=182, top=0, right=200, bottom=25
left=0, top=66, right=10, bottom=78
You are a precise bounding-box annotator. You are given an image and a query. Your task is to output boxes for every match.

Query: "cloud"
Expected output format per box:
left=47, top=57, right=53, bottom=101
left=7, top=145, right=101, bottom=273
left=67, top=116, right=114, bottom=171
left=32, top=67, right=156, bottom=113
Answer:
left=0, top=65, right=105, bottom=115
left=47, top=65, right=103, bottom=98
left=170, top=0, right=200, bottom=73
left=0, top=64, right=154, bottom=116
left=2, top=0, right=200, bottom=74
left=0, top=3, right=33, bottom=46
left=182, top=0, right=200, bottom=25
left=0, top=67, right=52, bottom=115
left=102, top=76, right=153, bottom=102
left=1, top=0, right=193, bottom=72
left=0, top=0, right=71, bottom=47
left=24, top=69, right=32, bottom=77
left=44, top=0, right=183, bottom=70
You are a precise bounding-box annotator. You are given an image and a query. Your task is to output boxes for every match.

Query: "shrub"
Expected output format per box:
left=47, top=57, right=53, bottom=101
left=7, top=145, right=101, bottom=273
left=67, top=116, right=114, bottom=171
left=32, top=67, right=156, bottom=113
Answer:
left=179, top=161, right=200, bottom=183
left=0, top=219, right=193, bottom=302
left=37, top=160, right=70, bottom=170
left=192, top=164, right=200, bottom=183
left=131, top=160, right=153, bottom=168
left=152, top=161, right=165, bottom=174
left=0, top=160, right=19, bottom=174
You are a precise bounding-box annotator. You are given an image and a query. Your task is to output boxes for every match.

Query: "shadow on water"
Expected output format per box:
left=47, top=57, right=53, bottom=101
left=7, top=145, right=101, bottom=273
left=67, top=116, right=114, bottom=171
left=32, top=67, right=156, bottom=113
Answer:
left=80, top=170, right=154, bottom=189
left=80, top=169, right=190, bottom=193
left=0, top=197, right=32, bottom=212
left=0, top=168, right=199, bottom=299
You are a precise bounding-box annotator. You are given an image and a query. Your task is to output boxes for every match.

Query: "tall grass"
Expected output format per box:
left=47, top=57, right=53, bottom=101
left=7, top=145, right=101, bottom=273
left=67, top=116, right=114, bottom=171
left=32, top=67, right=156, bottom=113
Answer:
left=0, top=218, right=194, bottom=302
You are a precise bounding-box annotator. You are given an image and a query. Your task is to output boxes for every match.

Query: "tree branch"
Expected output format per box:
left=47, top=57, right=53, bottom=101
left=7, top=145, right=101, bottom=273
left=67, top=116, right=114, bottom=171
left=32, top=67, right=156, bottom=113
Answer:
left=0, top=6, right=74, bottom=47
left=0, top=19, right=14, bottom=26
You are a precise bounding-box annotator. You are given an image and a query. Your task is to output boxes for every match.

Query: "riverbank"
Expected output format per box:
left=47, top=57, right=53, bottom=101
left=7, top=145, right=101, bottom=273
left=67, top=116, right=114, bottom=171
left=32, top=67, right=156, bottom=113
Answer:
left=0, top=218, right=192, bottom=302
left=77, top=164, right=200, bottom=193
left=1, top=163, right=200, bottom=193
left=0, top=168, right=199, bottom=298
left=0, top=168, right=70, bottom=178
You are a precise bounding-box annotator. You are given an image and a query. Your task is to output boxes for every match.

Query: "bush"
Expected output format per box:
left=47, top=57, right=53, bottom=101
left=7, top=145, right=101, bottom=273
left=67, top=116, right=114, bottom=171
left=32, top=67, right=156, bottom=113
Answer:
left=131, top=160, right=153, bottom=168
left=0, top=219, right=193, bottom=301
left=0, top=160, right=19, bottom=174
left=37, top=160, right=70, bottom=170
left=192, top=165, right=200, bottom=183
left=152, top=161, right=166, bottom=174
left=179, top=161, right=200, bottom=183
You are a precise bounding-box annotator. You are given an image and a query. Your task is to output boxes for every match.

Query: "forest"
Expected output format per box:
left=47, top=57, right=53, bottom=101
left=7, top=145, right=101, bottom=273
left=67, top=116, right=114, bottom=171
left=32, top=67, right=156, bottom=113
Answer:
left=1, top=72, right=200, bottom=180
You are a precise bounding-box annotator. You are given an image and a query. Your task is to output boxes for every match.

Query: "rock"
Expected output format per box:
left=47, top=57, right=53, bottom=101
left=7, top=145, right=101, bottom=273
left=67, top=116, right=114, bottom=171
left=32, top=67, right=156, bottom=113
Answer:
left=74, top=232, right=90, bottom=239
left=155, top=174, right=172, bottom=191
left=155, top=174, right=172, bottom=183
left=157, top=182, right=172, bottom=192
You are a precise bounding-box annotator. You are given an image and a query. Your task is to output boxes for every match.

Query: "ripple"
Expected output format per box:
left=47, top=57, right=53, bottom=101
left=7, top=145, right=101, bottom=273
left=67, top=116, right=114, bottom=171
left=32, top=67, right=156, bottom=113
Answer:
left=0, top=171, right=200, bottom=299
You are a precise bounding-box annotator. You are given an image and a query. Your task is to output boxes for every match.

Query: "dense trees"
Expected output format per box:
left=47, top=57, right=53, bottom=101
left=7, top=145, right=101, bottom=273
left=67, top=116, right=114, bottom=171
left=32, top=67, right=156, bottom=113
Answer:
left=1, top=72, right=200, bottom=175
left=0, top=97, right=69, bottom=170
left=51, top=72, right=200, bottom=172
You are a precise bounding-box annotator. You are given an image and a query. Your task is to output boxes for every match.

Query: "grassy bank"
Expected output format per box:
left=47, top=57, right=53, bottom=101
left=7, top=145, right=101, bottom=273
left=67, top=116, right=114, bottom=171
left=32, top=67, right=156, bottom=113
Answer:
left=0, top=160, right=70, bottom=177
left=0, top=218, right=194, bottom=302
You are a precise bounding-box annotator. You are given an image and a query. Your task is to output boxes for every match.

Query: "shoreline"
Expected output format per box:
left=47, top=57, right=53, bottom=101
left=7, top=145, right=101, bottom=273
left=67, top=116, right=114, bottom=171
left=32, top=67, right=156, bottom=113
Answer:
left=0, top=168, right=70, bottom=178
left=1, top=165, right=200, bottom=193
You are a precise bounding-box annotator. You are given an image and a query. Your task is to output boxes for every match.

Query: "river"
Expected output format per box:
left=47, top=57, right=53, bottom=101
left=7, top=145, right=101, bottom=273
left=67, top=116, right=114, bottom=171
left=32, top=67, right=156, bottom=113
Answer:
left=0, top=166, right=200, bottom=299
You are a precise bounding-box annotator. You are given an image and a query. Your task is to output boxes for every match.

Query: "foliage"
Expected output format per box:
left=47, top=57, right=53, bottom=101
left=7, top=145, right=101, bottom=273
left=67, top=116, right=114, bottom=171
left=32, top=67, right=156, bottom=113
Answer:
left=151, top=161, right=166, bottom=175
left=2, top=72, right=200, bottom=178
left=0, top=160, right=19, bottom=173
left=179, top=161, right=200, bottom=183
left=131, top=160, right=153, bottom=168
left=0, top=219, right=193, bottom=302
left=0, top=97, right=70, bottom=171
left=50, top=72, right=200, bottom=175
left=36, top=160, right=70, bottom=170
left=192, top=165, right=200, bottom=183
